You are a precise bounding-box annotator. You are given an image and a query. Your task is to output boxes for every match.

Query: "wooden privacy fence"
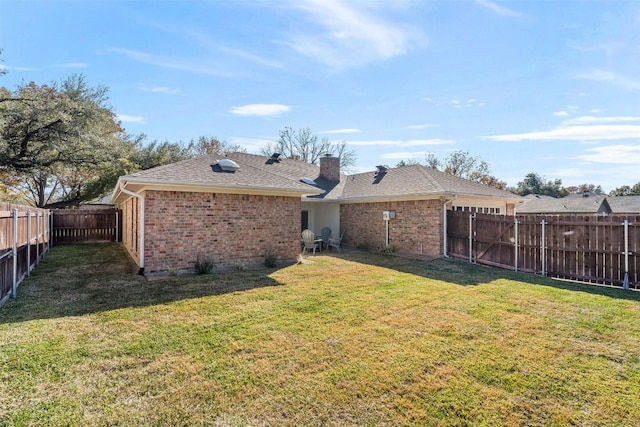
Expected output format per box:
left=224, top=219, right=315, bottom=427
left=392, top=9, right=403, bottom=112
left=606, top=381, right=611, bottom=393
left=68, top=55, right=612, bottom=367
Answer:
left=447, top=211, right=640, bottom=290
left=52, top=209, right=121, bottom=245
left=0, top=203, right=50, bottom=306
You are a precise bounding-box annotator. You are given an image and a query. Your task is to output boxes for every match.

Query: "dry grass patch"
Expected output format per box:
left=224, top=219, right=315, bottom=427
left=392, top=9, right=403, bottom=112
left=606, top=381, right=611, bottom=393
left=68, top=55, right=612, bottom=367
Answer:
left=1, top=244, right=640, bottom=426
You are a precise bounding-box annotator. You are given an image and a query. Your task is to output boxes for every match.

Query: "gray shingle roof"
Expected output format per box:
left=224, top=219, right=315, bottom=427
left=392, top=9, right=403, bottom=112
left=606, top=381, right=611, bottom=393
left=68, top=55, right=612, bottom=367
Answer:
left=341, top=165, right=520, bottom=200
left=118, top=153, right=520, bottom=202
left=517, top=193, right=611, bottom=214
left=606, top=196, right=640, bottom=213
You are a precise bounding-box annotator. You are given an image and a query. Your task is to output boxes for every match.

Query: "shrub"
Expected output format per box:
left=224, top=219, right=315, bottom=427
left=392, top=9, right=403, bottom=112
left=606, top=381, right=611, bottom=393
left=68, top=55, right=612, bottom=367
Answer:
left=194, top=255, right=215, bottom=275
left=264, top=251, right=278, bottom=268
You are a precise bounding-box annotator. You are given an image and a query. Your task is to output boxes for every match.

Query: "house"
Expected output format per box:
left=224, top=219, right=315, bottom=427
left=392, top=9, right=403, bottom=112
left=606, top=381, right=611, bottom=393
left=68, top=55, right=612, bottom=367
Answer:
left=112, top=153, right=522, bottom=275
left=607, top=196, right=640, bottom=214
left=515, top=192, right=612, bottom=215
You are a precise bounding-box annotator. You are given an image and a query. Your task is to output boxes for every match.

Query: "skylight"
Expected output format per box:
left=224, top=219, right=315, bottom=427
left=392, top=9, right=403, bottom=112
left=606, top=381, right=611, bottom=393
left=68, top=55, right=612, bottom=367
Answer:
left=217, top=159, right=240, bottom=172
left=301, top=177, right=317, bottom=186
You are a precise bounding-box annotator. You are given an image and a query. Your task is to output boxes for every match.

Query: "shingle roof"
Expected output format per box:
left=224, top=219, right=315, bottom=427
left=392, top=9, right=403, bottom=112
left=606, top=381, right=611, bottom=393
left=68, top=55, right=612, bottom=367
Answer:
left=517, top=193, right=611, bottom=214
left=117, top=153, right=520, bottom=202
left=340, top=165, right=520, bottom=200
left=607, top=196, right=640, bottom=213
left=124, top=153, right=322, bottom=194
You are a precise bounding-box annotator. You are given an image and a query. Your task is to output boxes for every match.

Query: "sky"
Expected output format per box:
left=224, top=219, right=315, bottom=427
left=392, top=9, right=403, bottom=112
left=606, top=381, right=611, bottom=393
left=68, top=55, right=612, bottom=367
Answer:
left=1, top=0, right=640, bottom=193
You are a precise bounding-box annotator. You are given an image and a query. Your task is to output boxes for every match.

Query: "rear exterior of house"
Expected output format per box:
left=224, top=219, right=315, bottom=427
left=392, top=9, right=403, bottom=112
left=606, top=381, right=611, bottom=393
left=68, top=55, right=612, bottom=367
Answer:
left=113, top=153, right=521, bottom=275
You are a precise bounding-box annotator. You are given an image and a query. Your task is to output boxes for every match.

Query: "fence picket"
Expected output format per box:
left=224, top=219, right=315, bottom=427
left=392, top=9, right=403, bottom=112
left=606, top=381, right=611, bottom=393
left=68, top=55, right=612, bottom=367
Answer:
left=447, top=211, right=639, bottom=290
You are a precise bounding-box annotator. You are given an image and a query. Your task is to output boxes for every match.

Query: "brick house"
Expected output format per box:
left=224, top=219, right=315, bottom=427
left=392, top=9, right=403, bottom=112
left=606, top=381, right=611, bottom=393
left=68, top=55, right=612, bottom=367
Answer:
left=112, top=153, right=521, bottom=275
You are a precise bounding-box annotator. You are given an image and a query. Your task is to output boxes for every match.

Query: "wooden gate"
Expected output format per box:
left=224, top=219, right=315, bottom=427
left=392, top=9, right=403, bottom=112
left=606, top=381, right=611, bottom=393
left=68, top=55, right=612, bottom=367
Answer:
left=52, top=209, right=122, bottom=245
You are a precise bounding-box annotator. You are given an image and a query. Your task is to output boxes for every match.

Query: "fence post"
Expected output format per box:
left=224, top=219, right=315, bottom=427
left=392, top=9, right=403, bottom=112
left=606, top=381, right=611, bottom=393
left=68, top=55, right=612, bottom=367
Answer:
left=35, top=211, right=40, bottom=264
left=540, top=219, right=546, bottom=276
left=623, top=219, right=629, bottom=290
left=115, top=209, right=119, bottom=243
left=514, top=217, right=519, bottom=272
left=11, top=208, right=18, bottom=299
left=26, top=210, right=31, bottom=276
left=468, top=213, right=474, bottom=263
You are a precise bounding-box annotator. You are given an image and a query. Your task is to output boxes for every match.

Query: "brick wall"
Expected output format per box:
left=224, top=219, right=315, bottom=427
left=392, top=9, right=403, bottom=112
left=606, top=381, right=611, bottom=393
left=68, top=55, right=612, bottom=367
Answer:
left=142, top=190, right=300, bottom=273
left=340, top=199, right=444, bottom=256
left=120, top=197, right=140, bottom=266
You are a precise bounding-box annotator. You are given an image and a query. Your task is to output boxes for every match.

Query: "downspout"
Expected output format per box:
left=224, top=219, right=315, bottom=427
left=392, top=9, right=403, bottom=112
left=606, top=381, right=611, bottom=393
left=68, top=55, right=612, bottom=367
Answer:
left=118, top=181, right=145, bottom=275
left=443, top=196, right=456, bottom=257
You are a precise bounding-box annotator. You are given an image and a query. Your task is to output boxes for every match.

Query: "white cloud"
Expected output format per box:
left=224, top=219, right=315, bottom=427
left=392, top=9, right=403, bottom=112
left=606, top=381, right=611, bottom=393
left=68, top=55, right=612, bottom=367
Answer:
left=282, top=0, right=424, bottom=70
left=404, top=124, right=435, bottom=130
left=576, top=69, right=640, bottom=90
left=107, top=47, right=246, bottom=78
left=228, top=104, right=292, bottom=117
left=349, top=138, right=454, bottom=147
left=553, top=111, right=569, bottom=117
left=381, top=151, right=430, bottom=160
left=138, top=84, right=182, bottom=94
left=576, top=144, right=640, bottom=164
left=475, top=0, right=523, bottom=18
left=117, top=114, right=145, bottom=123
left=486, top=116, right=640, bottom=141
left=319, top=128, right=363, bottom=134
left=56, top=62, right=89, bottom=68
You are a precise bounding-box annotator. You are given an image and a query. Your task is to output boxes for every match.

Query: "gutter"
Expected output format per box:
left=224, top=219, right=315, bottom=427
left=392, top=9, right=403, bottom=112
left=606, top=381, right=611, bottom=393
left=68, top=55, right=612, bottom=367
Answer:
left=443, top=196, right=456, bottom=257
left=118, top=181, right=145, bottom=275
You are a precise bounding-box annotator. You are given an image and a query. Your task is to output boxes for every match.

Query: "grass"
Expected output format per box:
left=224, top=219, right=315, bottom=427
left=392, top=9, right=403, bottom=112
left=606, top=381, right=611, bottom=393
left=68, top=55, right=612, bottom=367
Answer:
left=1, top=244, right=640, bottom=426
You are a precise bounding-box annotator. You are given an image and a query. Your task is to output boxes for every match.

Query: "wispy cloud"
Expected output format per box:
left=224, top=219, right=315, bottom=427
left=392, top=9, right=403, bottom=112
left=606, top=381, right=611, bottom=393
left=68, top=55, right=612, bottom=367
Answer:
left=56, top=62, right=89, bottom=68
left=486, top=116, right=640, bottom=141
left=117, top=114, right=145, bottom=123
left=228, top=104, right=292, bottom=117
left=577, top=144, right=640, bottom=164
left=107, top=47, right=247, bottom=78
left=576, top=69, right=640, bottom=90
left=381, top=151, right=431, bottom=160
left=138, top=84, right=182, bottom=95
left=404, top=124, right=435, bottom=130
left=319, top=128, right=363, bottom=134
left=348, top=138, right=454, bottom=147
left=475, top=0, right=523, bottom=18
left=282, top=0, right=424, bottom=70
left=553, top=111, right=569, bottom=117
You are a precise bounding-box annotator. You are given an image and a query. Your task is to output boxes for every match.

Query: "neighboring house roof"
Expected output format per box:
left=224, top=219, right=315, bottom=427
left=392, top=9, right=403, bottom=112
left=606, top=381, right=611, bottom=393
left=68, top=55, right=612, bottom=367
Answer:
left=517, top=193, right=612, bottom=214
left=607, top=196, right=640, bottom=214
left=112, top=153, right=521, bottom=204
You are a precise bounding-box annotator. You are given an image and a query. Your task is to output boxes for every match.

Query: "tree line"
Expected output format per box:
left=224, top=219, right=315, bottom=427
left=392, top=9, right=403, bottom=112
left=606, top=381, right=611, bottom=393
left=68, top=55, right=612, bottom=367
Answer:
left=1, top=66, right=636, bottom=207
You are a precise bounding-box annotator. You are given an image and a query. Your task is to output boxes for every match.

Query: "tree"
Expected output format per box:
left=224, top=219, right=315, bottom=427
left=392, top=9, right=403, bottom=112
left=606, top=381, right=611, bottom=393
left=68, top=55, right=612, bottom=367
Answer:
left=421, top=150, right=507, bottom=190
left=261, top=127, right=357, bottom=170
left=565, top=183, right=604, bottom=195
left=186, top=135, right=245, bottom=157
left=609, top=182, right=640, bottom=196
left=512, top=173, right=568, bottom=198
left=0, top=74, right=126, bottom=207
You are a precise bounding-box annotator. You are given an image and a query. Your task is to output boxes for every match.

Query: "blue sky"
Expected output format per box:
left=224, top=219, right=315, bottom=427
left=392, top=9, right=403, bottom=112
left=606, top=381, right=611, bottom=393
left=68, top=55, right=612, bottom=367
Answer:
left=1, top=0, right=639, bottom=192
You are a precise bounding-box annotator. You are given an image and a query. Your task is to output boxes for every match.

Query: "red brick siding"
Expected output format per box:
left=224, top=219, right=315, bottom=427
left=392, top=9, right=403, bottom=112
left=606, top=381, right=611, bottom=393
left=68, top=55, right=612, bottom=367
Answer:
left=142, top=191, right=300, bottom=273
left=340, top=199, right=444, bottom=256
left=120, top=196, right=140, bottom=266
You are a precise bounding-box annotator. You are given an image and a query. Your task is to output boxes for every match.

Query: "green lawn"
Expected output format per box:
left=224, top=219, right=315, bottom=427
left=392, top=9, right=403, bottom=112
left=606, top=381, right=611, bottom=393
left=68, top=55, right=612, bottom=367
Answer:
left=1, top=244, right=640, bottom=426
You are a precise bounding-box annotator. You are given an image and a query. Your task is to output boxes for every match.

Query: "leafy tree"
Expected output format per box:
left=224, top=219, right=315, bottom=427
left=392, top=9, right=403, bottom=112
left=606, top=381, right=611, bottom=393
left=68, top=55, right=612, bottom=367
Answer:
left=395, top=159, right=421, bottom=167
left=609, top=182, right=640, bottom=196
left=512, top=173, right=568, bottom=198
left=565, top=183, right=604, bottom=195
left=421, top=150, right=507, bottom=190
left=186, top=135, right=245, bottom=157
left=261, top=127, right=357, bottom=171
left=0, top=74, right=126, bottom=207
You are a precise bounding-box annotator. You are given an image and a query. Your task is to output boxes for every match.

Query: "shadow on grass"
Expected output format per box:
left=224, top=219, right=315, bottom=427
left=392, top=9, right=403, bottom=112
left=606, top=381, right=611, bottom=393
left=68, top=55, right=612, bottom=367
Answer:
left=0, top=243, right=283, bottom=324
left=328, top=249, right=640, bottom=302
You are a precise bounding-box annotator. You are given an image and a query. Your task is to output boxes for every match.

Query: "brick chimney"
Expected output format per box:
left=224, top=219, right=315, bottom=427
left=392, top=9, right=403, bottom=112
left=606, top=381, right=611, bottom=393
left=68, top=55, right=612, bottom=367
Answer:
left=319, top=155, right=340, bottom=181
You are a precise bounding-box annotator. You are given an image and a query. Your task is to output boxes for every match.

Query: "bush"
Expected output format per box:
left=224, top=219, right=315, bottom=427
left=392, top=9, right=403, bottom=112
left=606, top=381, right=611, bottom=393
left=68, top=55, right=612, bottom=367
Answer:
left=194, top=255, right=215, bottom=275
left=264, top=254, right=277, bottom=268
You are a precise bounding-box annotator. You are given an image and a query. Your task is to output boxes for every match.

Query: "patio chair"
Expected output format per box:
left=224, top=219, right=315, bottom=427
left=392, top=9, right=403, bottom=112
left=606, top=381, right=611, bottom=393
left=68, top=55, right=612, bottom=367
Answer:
left=301, top=229, right=319, bottom=255
left=320, top=227, right=332, bottom=251
left=328, top=230, right=345, bottom=252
